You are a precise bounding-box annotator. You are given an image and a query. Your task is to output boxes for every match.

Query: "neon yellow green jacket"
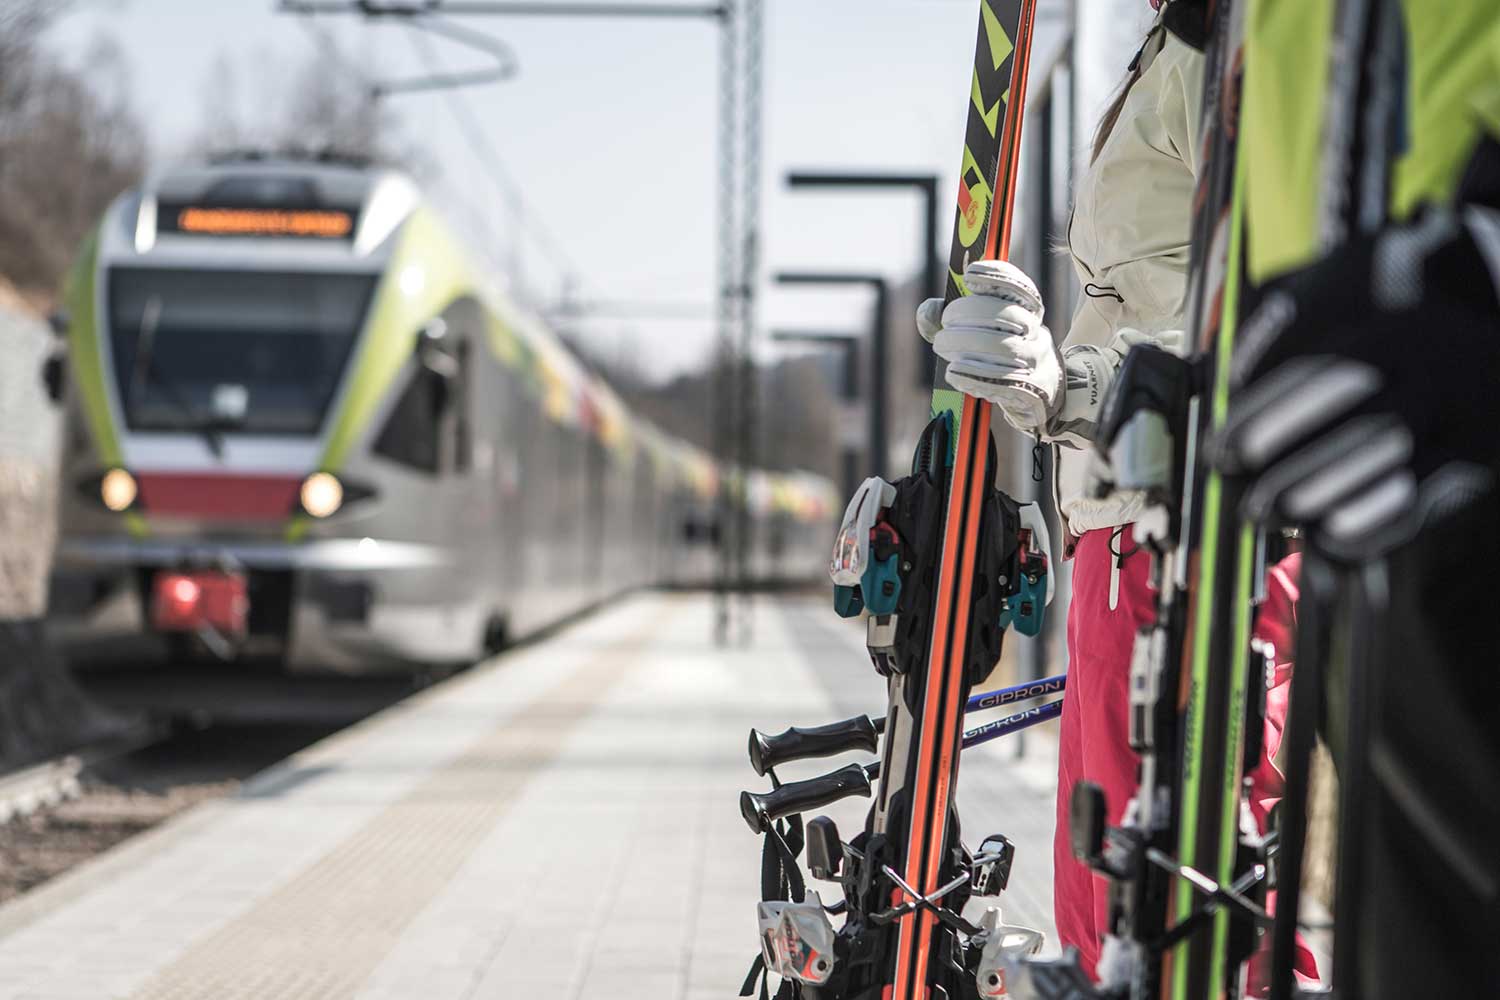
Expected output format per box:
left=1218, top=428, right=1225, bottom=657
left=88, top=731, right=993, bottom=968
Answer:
left=1243, top=0, right=1500, bottom=284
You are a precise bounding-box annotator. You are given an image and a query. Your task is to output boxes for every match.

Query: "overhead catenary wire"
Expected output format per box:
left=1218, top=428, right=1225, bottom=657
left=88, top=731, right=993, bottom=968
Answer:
left=375, top=15, right=519, bottom=97
left=293, top=6, right=519, bottom=99
left=400, top=18, right=587, bottom=302
left=290, top=14, right=385, bottom=102
left=278, top=0, right=741, bottom=353
left=279, top=0, right=591, bottom=305
left=280, top=1, right=726, bottom=17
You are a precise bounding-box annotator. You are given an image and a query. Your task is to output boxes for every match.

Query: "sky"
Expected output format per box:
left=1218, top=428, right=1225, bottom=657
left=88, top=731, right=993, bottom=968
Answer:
left=44, top=0, right=1146, bottom=382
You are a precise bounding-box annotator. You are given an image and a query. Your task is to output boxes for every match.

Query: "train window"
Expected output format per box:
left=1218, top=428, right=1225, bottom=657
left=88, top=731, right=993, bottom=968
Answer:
left=450, top=338, right=473, bottom=475
left=434, top=298, right=483, bottom=477
left=107, top=268, right=374, bottom=435
left=373, top=367, right=442, bottom=473
left=375, top=312, right=473, bottom=476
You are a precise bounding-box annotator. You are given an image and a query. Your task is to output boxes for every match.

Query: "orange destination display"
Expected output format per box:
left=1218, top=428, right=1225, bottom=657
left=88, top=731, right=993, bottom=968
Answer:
left=171, top=206, right=355, bottom=238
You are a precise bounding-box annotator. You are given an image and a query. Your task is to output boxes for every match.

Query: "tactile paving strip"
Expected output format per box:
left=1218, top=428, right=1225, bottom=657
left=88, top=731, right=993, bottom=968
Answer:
left=124, top=603, right=675, bottom=1000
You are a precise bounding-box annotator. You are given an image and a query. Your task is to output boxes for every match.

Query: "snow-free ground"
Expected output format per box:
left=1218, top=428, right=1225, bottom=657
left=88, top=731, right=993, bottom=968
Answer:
left=0, top=592, right=1059, bottom=1000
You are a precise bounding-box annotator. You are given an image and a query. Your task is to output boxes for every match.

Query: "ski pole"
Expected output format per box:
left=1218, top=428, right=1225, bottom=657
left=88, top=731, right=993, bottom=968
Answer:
left=741, top=698, right=1062, bottom=834
left=965, top=672, right=1065, bottom=714
left=960, top=696, right=1062, bottom=748
left=748, top=673, right=1065, bottom=776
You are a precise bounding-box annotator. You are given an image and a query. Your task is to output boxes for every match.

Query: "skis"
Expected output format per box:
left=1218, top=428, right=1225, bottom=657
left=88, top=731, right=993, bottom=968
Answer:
left=1061, top=3, right=1269, bottom=998
left=891, top=3, right=1038, bottom=994
left=1170, top=3, right=1255, bottom=995
left=844, top=4, right=1041, bottom=995
left=737, top=3, right=1045, bottom=998
left=1066, top=4, right=1412, bottom=999
left=1270, top=2, right=1405, bottom=996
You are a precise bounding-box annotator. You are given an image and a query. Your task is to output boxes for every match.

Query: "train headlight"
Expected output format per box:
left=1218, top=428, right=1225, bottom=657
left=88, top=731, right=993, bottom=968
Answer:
left=100, top=468, right=138, bottom=512
left=299, top=472, right=344, bottom=519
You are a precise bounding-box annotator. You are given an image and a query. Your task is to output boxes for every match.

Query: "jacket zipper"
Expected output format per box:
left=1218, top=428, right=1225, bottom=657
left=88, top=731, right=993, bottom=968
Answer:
left=1108, top=526, right=1123, bottom=611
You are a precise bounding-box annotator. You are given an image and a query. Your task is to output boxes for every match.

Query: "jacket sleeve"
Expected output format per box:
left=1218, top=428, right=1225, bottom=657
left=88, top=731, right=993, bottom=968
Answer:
left=1044, top=37, right=1205, bottom=455
left=1091, top=36, right=1205, bottom=362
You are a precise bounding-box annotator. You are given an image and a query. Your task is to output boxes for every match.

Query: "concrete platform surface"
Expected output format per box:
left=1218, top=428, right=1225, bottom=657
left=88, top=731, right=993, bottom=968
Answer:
left=0, top=593, right=1059, bottom=999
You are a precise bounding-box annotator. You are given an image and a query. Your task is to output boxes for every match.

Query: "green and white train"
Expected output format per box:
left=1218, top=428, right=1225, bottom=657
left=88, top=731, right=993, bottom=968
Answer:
left=47, top=156, right=835, bottom=673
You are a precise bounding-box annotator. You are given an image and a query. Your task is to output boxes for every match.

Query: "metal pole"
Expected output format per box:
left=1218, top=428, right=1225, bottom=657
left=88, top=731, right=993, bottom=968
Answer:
left=842, top=336, right=859, bottom=498
left=712, top=3, right=738, bottom=645
left=774, top=272, right=889, bottom=481
left=734, top=0, right=763, bottom=643
left=1026, top=73, right=1056, bottom=690
left=919, top=177, right=940, bottom=385
left=841, top=452, right=859, bottom=504
left=870, top=280, right=888, bottom=477
left=843, top=338, right=860, bottom=402
left=770, top=329, right=861, bottom=498
left=783, top=173, right=941, bottom=387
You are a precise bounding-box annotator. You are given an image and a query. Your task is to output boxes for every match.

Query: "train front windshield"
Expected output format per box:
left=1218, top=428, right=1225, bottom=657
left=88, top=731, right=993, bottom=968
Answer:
left=107, top=268, right=377, bottom=436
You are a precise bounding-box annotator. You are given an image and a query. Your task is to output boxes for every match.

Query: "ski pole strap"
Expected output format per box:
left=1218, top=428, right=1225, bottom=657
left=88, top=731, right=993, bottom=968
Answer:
left=741, top=815, right=810, bottom=995
left=739, top=953, right=798, bottom=1000
left=760, top=815, right=806, bottom=904
left=743, top=817, right=806, bottom=1000
left=739, top=954, right=772, bottom=1000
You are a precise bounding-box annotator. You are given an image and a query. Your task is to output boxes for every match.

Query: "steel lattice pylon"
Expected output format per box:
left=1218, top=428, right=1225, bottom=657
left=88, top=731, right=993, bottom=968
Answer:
left=713, top=0, right=764, bottom=646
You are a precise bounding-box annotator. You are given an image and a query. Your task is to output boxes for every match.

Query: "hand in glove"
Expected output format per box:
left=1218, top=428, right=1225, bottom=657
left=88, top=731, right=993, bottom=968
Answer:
left=917, top=260, right=1122, bottom=447
left=1211, top=207, right=1500, bottom=560
left=917, top=260, right=1062, bottom=433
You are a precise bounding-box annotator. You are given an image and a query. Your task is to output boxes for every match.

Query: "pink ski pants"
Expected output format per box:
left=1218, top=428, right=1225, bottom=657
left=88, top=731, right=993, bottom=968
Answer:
left=1050, top=532, right=1317, bottom=987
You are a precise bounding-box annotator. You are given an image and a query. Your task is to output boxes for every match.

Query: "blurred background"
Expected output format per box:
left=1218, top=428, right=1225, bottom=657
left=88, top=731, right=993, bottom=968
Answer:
left=0, top=0, right=1202, bottom=914
left=4, top=0, right=1151, bottom=477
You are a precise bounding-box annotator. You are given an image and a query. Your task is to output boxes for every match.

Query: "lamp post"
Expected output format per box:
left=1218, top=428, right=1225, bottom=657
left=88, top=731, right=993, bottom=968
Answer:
left=770, top=329, right=860, bottom=497
left=785, top=172, right=940, bottom=385
left=774, top=273, right=889, bottom=477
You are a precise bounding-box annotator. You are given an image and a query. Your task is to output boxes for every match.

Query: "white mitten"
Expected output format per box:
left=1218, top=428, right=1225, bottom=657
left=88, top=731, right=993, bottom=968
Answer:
left=916, top=260, right=1062, bottom=433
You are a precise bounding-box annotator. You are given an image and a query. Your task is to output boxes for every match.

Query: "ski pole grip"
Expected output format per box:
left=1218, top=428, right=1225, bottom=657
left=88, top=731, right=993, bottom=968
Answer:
left=740, top=763, right=874, bottom=834
left=748, top=715, right=881, bottom=776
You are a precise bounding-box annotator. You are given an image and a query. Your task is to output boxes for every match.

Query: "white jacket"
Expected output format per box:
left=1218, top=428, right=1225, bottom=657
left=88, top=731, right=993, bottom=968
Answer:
left=1052, top=25, right=1204, bottom=537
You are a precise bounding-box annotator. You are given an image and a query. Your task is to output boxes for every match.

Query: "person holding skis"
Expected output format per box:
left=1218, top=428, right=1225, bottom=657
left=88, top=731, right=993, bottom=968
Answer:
left=920, top=1, right=1317, bottom=984
left=917, top=0, right=1209, bottom=977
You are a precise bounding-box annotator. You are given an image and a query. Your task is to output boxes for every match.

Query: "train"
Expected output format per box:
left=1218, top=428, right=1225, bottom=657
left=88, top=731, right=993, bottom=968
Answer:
left=45, top=155, right=837, bottom=675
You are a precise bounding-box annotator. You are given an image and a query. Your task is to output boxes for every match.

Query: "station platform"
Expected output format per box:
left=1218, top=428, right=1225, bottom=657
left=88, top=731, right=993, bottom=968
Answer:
left=0, top=592, right=1059, bottom=1000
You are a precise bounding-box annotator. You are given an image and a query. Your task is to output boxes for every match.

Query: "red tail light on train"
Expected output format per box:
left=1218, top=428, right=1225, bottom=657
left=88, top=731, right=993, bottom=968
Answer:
left=150, top=570, right=249, bottom=638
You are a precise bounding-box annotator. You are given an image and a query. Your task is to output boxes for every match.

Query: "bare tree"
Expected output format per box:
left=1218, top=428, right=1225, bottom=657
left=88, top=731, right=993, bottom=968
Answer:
left=190, top=29, right=416, bottom=169
left=0, top=0, right=52, bottom=120
left=191, top=51, right=250, bottom=156
left=0, top=3, right=145, bottom=299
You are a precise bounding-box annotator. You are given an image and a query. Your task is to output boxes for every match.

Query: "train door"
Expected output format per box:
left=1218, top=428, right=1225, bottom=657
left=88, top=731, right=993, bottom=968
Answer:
left=363, top=300, right=482, bottom=661
left=584, top=434, right=607, bottom=605
left=631, top=455, right=655, bottom=587
left=551, top=420, right=582, bottom=618
left=487, top=360, right=526, bottom=636
left=504, top=370, right=541, bottom=634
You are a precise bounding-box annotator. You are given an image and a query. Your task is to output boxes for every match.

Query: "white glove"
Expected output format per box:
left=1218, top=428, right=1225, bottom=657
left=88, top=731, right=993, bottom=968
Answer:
left=916, top=260, right=1062, bottom=434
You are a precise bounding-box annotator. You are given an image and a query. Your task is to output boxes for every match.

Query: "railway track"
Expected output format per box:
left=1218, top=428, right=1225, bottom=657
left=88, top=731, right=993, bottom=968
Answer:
left=0, top=724, right=165, bottom=825
left=0, top=756, right=83, bottom=825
